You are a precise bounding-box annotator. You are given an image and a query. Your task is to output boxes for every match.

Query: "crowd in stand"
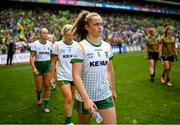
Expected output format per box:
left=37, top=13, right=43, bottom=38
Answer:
left=95, top=0, right=179, bottom=10
left=0, top=7, right=179, bottom=54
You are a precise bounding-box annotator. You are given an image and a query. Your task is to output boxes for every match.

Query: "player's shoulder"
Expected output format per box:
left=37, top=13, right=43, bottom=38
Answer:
left=33, top=40, right=39, bottom=44
left=79, top=39, right=87, bottom=45
left=31, top=40, right=39, bottom=46
left=46, top=40, right=52, bottom=45
left=73, top=40, right=78, bottom=44
left=101, top=40, right=111, bottom=48
left=160, top=35, right=165, bottom=40
left=55, top=40, right=62, bottom=45
left=72, top=40, right=79, bottom=46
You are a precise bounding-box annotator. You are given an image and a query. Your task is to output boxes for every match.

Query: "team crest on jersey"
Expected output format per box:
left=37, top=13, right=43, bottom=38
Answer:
left=87, top=53, right=94, bottom=58
left=105, top=51, right=108, bottom=58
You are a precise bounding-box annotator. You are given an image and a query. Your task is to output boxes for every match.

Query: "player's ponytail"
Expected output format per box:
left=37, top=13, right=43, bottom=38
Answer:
left=164, top=26, right=169, bottom=38
left=73, top=10, right=90, bottom=42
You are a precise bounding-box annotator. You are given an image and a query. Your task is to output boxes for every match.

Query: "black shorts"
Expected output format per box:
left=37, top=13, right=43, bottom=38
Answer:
left=148, top=52, right=159, bottom=60
left=162, top=55, right=174, bottom=62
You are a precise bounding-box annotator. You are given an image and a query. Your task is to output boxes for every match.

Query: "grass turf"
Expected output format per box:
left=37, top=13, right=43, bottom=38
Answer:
left=0, top=51, right=180, bottom=124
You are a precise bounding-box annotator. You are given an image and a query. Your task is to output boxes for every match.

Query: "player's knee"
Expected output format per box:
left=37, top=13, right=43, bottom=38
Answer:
left=165, top=67, right=170, bottom=71
left=44, top=82, right=50, bottom=88
left=65, top=96, right=73, bottom=104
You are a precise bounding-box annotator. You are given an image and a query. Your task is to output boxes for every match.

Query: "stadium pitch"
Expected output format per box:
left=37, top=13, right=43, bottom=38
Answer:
left=0, top=51, right=180, bottom=124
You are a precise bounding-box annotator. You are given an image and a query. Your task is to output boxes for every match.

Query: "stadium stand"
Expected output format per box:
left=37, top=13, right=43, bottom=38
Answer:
left=0, top=0, right=179, bottom=54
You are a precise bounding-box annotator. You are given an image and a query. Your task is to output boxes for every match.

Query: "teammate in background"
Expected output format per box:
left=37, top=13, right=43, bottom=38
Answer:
left=47, top=34, right=56, bottom=44
left=47, top=34, right=57, bottom=90
left=159, top=26, right=177, bottom=86
left=51, top=24, right=77, bottom=125
left=30, top=28, right=52, bottom=112
left=71, top=10, right=117, bottom=124
left=144, top=28, right=160, bottom=82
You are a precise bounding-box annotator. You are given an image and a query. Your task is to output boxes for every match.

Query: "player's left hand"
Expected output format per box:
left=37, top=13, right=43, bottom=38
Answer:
left=112, top=90, right=117, bottom=100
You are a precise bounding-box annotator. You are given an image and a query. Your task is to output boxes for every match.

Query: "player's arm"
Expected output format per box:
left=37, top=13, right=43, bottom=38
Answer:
left=51, top=54, right=58, bottom=82
left=144, top=38, right=148, bottom=59
left=144, top=44, right=148, bottom=59
left=30, top=51, right=38, bottom=75
left=172, top=37, right=178, bottom=61
left=172, top=37, right=177, bottom=55
left=72, top=62, right=97, bottom=114
left=159, top=37, right=163, bottom=58
left=107, top=60, right=117, bottom=100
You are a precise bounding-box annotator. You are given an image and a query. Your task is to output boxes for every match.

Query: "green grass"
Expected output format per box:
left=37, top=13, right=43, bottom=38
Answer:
left=0, top=51, right=180, bottom=124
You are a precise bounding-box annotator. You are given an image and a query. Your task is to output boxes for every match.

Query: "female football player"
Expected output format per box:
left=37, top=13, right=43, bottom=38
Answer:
left=71, top=10, right=117, bottom=124
left=51, top=24, right=77, bottom=124
left=30, top=28, right=52, bottom=112
left=160, top=26, right=177, bottom=86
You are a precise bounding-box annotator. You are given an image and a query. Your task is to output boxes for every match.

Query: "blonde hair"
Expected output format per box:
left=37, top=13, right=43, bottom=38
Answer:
left=164, top=26, right=175, bottom=37
left=62, top=24, right=73, bottom=35
left=147, top=28, right=156, bottom=36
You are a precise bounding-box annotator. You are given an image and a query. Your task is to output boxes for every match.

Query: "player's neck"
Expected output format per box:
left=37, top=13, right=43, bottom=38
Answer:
left=165, top=34, right=171, bottom=38
left=87, top=35, right=101, bottom=46
left=64, top=40, right=73, bottom=45
left=39, top=38, right=47, bottom=44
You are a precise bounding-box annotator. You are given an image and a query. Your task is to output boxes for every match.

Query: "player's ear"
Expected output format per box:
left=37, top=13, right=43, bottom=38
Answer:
left=85, top=24, right=89, bottom=32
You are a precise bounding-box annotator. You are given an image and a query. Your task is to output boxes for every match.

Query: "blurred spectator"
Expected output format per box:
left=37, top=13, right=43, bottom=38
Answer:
left=6, top=41, right=15, bottom=65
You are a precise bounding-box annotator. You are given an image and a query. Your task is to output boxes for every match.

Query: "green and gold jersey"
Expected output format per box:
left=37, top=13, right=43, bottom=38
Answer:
left=160, top=36, right=175, bottom=57
left=145, top=36, right=159, bottom=53
left=71, top=39, right=113, bottom=102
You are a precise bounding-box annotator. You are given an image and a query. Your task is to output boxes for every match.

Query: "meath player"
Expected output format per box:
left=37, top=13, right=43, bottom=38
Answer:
left=51, top=24, right=78, bottom=124
left=30, top=28, right=52, bottom=112
left=71, top=10, right=117, bottom=124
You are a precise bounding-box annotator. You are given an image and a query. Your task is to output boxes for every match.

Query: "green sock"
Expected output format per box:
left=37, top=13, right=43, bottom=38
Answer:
left=65, top=116, right=72, bottom=124
left=44, top=98, right=49, bottom=108
left=37, top=92, right=41, bottom=100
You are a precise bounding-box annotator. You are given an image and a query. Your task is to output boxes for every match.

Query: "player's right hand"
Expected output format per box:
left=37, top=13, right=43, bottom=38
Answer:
left=33, top=69, right=39, bottom=76
left=159, top=56, right=163, bottom=63
left=84, top=99, right=97, bottom=117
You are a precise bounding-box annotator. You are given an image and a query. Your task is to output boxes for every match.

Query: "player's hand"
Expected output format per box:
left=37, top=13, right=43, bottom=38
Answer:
left=33, top=68, right=39, bottom=76
left=50, top=78, right=56, bottom=84
left=112, top=90, right=117, bottom=101
left=144, top=55, right=147, bottom=59
left=84, top=99, right=97, bottom=116
left=159, top=56, right=163, bottom=63
left=175, top=55, right=178, bottom=62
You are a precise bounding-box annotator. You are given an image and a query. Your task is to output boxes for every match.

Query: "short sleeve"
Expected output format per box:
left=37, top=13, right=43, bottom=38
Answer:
left=108, top=44, right=113, bottom=60
left=30, top=42, right=36, bottom=53
left=70, top=43, right=84, bottom=63
left=159, top=36, right=164, bottom=44
left=51, top=42, right=58, bottom=56
left=145, top=36, right=148, bottom=45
